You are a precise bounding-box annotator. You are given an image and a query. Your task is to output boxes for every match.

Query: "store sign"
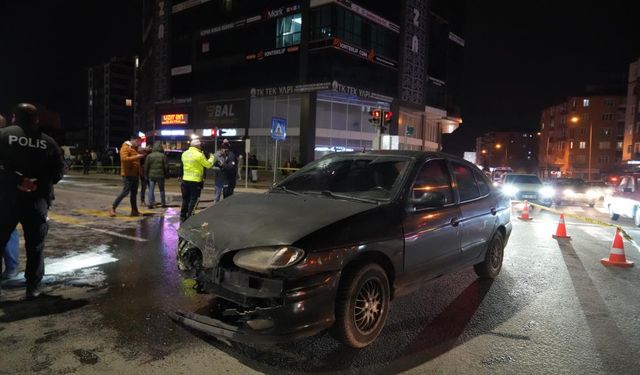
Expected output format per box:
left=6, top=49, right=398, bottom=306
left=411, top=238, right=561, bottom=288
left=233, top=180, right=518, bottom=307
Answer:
left=197, top=99, right=246, bottom=128
left=200, top=4, right=300, bottom=37
left=310, top=38, right=397, bottom=69
left=161, top=113, right=188, bottom=125
left=160, top=129, right=186, bottom=136
left=246, top=45, right=300, bottom=61
left=250, top=82, right=332, bottom=97
left=331, top=81, right=394, bottom=103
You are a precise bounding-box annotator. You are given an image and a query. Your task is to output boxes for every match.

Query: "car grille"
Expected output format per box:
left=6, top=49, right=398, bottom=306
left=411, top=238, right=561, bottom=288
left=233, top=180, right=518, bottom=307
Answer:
left=516, top=191, right=539, bottom=201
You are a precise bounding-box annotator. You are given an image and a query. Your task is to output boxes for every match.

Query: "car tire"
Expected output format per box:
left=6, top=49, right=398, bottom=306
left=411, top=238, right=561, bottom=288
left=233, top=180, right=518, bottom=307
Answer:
left=331, top=263, right=390, bottom=348
left=609, top=205, right=619, bottom=221
left=474, top=231, right=504, bottom=280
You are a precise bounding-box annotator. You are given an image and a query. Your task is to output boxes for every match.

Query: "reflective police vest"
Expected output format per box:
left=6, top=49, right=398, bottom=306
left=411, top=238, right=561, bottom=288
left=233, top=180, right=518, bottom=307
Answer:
left=181, top=147, right=214, bottom=182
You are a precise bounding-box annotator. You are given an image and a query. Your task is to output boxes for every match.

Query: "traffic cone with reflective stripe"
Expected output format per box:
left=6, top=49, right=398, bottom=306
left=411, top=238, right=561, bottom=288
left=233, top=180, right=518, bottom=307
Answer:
left=601, top=228, right=634, bottom=268
left=552, top=214, right=571, bottom=239
left=518, top=200, right=533, bottom=221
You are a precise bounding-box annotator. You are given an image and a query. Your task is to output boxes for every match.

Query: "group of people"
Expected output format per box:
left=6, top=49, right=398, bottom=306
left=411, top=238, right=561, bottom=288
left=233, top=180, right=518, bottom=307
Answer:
left=107, top=135, right=238, bottom=222
left=109, top=136, right=169, bottom=217
left=0, top=103, right=65, bottom=299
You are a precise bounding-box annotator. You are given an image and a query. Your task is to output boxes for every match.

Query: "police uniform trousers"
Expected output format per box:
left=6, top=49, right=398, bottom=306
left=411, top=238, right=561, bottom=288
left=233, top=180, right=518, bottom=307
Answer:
left=0, top=191, right=48, bottom=288
left=180, top=181, right=202, bottom=221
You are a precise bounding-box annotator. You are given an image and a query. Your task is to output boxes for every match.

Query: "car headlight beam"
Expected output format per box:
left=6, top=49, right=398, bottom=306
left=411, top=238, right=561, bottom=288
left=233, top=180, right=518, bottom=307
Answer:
left=540, top=186, right=555, bottom=198
left=233, top=246, right=305, bottom=273
left=502, top=185, right=519, bottom=197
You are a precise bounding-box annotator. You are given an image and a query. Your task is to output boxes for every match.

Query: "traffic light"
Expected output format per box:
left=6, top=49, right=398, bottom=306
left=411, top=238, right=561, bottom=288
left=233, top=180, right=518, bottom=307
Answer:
left=369, top=109, right=382, bottom=126
left=381, top=110, right=392, bottom=133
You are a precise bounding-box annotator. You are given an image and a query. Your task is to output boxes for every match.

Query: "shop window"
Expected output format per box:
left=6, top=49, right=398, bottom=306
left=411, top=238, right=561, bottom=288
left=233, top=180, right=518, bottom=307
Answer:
left=276, top=14, right=302, bottom=48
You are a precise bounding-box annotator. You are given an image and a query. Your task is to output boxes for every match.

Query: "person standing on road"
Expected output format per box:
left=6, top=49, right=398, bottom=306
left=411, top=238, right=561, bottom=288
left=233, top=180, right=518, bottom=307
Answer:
left=180, top=139, right=214, bottom=222
left=221, top=140, right=238, bottom=198
left=0, top=103, right=65, bottom=298
left=82, top=149, right=91, bottom=175
left=212, top=146, right=227, bottom=203
left=144, top=142, right=168, bottom=209
left=139, top=146, right=151, bottom=207
left=0, top=114, right=20, bottom=281
left=109, top=135, right=143, bottom=217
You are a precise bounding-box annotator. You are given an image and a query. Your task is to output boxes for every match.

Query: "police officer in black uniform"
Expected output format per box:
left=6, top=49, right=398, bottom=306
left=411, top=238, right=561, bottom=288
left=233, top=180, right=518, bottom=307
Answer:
left=0, top=103, right=64, bottom=299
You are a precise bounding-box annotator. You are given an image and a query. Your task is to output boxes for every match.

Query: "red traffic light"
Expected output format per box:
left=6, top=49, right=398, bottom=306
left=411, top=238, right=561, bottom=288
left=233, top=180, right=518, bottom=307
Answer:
left=371, top=109, right=381, bottom=119
left=384, top=111, right=393, bottom=123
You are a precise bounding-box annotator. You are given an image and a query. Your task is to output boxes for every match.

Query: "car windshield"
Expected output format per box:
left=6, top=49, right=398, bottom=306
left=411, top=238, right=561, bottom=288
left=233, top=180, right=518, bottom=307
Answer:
left=504, top=175, right=541, bottom=184
left=277, top=154, right=412, bottom=201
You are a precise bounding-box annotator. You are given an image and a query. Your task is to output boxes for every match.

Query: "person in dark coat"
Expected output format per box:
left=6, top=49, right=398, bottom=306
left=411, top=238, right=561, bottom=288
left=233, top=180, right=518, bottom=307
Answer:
left=144, top=142, right=168, bottom=208
left=0, top=103, right=65, bottom=298
left=82, top=149, right=91, bottom=174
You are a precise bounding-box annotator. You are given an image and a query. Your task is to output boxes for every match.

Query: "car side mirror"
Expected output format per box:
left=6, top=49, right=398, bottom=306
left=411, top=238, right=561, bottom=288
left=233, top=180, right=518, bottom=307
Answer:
left=411, top=191, right=446, bottom=208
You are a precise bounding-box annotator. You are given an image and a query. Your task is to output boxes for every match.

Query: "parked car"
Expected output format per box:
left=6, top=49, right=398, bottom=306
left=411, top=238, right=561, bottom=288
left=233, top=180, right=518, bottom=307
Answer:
left=547, top=178, right=597, bottom=207
left=164, top=150, right=183, bottom=177
left=586, top=180, right=613, bottom=201
left=605, top=173, right=640, bottom=226
left=500, top=173, right=554, bottom=207
left=174, top=151, right=512, bottom=348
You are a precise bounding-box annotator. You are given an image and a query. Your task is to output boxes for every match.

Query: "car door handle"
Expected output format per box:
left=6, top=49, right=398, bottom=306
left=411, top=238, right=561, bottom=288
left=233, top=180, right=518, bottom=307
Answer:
left=490, top=207, right=497, bottom=215
left=450, top=217, right=460, bottom=227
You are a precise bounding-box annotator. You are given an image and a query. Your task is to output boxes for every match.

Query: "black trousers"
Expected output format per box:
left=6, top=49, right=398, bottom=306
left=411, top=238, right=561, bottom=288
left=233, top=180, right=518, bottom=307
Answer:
left=180, top=181, right=202, bottom=220
left=0, top=193, right=48, bottom=288
left=113, top=176, right=139, bottom=210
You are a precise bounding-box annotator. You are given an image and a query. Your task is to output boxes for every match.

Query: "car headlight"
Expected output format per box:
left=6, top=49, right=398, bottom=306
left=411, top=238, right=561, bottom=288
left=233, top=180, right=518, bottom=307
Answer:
left=502, top=185, right=519, bottom=197
left=233, top=246, right=305, bottom=273
left=586, top=189, right=599, bottom=198
left=540, top=186, right=555, bottom=198
left=563, top=188, right=575, bottom=196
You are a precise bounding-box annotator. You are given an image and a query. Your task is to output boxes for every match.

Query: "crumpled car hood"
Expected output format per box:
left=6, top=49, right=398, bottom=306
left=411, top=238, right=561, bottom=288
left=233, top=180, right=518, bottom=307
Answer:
left=178, top=192, right=377, bottom=267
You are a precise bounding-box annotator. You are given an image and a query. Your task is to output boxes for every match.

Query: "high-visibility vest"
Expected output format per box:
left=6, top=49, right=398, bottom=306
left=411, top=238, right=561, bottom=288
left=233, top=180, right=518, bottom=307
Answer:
left=181, top=147, right=214, bottom=182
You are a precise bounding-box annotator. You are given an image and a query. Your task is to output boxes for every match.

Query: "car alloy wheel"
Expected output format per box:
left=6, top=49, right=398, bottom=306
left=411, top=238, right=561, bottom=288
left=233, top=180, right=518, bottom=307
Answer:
left=332, top=263, right=390, bottom=348
left=354, top=278, right=384, bottom=335
left=474, top=231, right=504, bottom=279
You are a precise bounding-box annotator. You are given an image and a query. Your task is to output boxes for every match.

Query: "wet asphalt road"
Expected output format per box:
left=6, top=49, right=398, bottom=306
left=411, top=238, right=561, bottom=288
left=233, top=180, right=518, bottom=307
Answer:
left=1, top=177, right=640, bottom=374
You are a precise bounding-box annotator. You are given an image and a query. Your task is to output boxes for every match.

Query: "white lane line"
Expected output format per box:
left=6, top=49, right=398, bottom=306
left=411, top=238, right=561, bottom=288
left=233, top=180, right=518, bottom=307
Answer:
left=78, top=225, right=149, bottom=242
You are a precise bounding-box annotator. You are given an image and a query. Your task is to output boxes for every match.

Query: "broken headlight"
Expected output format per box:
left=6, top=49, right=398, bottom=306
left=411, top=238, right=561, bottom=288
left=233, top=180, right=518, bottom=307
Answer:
left=233, top=246, right=305, bottom=273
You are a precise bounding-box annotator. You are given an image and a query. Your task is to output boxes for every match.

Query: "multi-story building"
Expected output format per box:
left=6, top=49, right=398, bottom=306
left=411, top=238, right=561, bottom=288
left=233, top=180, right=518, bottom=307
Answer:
left=139, top=0, right=465, bottom=165
left=87, top=57, right=137, bottom=151
left=623, top=57, right=640, bottom=160
left=475, top=131, right=538, bottom=173
left=538, top=95, right=625, bottom=180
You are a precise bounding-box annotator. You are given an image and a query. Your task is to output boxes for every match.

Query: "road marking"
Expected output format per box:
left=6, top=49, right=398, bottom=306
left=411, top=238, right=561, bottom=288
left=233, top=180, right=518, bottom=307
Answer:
left=48, top=213, right=148, bottom=242
left=75, top=209, right=158, bottom=221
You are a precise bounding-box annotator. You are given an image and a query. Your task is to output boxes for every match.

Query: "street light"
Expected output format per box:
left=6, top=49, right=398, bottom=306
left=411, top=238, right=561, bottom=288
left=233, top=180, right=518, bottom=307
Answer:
left=571, top=116, right=593, bottom=180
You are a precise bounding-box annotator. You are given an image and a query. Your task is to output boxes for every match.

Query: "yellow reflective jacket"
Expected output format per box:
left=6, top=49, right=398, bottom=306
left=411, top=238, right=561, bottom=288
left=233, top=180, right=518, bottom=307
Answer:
left=181, top=147, right=214, bottom=182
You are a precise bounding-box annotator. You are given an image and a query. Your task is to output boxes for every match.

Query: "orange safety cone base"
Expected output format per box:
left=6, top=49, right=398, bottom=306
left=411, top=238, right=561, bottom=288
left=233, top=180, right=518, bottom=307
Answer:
left=518, top=216, right=533, bottom=221
left=552, top=234, right=571, bottom=239
left=600, top=258, right=634, bottom=267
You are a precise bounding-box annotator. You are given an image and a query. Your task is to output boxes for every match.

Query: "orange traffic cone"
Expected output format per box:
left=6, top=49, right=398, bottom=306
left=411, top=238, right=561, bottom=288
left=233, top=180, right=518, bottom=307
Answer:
left=518, top=200, right=533, bottom=221
left=601, top=228, right=634, bottom=268
left=552, top=214, right=571, bottom=239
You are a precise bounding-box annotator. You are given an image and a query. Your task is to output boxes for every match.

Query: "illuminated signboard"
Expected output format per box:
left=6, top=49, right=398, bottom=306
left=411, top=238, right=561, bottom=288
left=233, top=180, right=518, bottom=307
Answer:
left=161, top=113, right=188, bottom=125
left=160, top=129, right=186, bottom=136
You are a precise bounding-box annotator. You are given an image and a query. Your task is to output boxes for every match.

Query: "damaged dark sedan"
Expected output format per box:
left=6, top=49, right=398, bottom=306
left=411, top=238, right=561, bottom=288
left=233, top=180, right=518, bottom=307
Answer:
left=174, top=151, right=512, bottom=348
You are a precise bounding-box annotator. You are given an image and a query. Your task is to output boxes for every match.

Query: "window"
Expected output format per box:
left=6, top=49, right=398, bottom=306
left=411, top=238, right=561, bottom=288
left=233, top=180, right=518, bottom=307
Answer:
left=604, top=98, right=615, bottom=106
left=473, top=169, right=491, bottom=196
left=311, top=6, right=332, bottom=40
left=602, top=113, right=615, bottom=121
left=634, top=143, right=640, bottom=153
left=336, top=7, right=363, bottom=46
left=580, top=128, right=587, bottom=136
left=601, top=128, right=610, bottom=136
left=628, top=145, right=633, bottom=153
left=576, top=155, right=586, bottom=163
left=579, top=141, right=587, bottom=149
left=599, top=155, right=610, bottom=164
left=617, top=142, right=623, bottom=150
left=570, top=141, right=574, bottom=149
left=583, top=99, right=590, bottom=107
left=452, top=162, right=480, bottom=201
left=276, top=14, right=302, bottom=48
left=125, top=99, right=133, bottom=107
left=412, top=160, right=453, bottom=204
left=571, top=99, right=577, bottom=109
left=599, top=142, right=611, bottom=150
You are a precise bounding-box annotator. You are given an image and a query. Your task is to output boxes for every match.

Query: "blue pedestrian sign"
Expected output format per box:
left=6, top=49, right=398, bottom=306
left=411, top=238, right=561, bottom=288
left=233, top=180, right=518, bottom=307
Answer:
left=271, top=117, right=287, bottom=141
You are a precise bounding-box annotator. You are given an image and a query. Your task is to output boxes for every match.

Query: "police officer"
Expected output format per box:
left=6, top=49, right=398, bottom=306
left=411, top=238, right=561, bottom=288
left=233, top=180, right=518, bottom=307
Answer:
left=0, top=103, right=64, bottom=299
left=180, top=138, right=214, bottom=222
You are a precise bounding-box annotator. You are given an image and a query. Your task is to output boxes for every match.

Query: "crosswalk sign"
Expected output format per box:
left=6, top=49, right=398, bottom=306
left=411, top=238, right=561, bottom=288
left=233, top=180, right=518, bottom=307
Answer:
left=271, top=117, right=287, bottom=141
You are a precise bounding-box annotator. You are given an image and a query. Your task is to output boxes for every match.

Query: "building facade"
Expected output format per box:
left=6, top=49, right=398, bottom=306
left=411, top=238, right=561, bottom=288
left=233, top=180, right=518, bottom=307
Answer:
left=623, top=57, right=640, bottom=161
left=538, top=95, right=625, bottom=180
left=139, top=0, right=465, bottom=165
left=475, top=131, right=538, bottom=173
left=87, top=57, right=137, bottom=151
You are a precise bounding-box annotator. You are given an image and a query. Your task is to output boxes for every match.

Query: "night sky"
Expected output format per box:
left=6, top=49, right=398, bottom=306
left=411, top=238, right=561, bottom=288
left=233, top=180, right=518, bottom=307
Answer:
left=1, top=1, right=639, bottom=154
